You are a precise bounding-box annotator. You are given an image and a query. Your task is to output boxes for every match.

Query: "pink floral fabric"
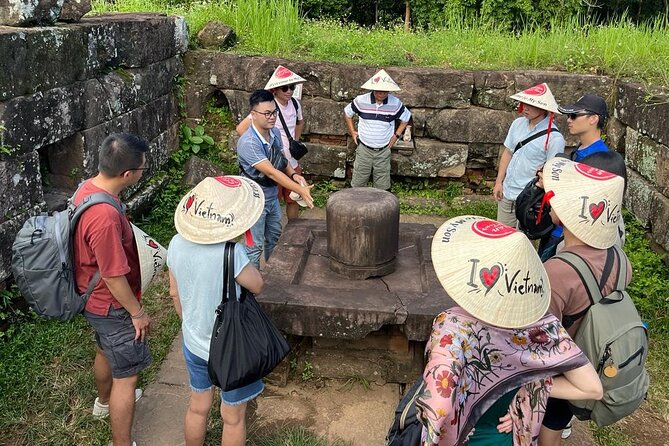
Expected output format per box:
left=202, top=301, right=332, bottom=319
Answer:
left=417, top=307, right=588, bottom=446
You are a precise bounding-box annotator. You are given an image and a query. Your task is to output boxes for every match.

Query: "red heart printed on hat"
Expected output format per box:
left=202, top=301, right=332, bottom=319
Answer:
left=523, top=84, right=547, bottom=96
left=373, top=76, right=381, bottom=83
left=276, top=66, right=293, bottom=78
left=148, top=240, right=159, bottom=249
left=185, top=194, right=195, bottom=211
left=589, top=201, right=605, bottom=221
left=480, top=265, right=502, bottom=290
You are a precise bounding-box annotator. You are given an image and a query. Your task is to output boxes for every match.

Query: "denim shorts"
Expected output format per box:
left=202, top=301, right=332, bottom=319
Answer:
left=84, top=307, right=152, bottom=379
left=182, top=342, right=264, bottom=405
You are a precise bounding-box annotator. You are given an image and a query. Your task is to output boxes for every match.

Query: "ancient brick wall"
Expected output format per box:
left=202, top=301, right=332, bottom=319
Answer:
left=0, top=13, right=188, bottom=281
left=183, top=52, right=669, bottom=255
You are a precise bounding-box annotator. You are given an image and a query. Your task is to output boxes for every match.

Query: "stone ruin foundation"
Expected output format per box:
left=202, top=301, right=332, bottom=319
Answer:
left=258, top=188, right=455, bottom=384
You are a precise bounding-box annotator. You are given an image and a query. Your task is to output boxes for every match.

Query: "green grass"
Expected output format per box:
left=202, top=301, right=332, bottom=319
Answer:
left=0, top=274, right=179, bottom=446
left=252, top=427, right=350, bottom=446
left=91, top=0, right=669, bottom=86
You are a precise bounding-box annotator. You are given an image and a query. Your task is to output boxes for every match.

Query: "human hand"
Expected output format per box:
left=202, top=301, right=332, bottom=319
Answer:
left=497, top=413, right=513, bottom=433
left=351, top=130, right=359, bottom=145
left=132, top=312, right=151, bottom=342
left=388, top=134, right=399, bottom=149
left=297, top=183, right=315, bottom=209
left=493, top=182, right=504, bottom=201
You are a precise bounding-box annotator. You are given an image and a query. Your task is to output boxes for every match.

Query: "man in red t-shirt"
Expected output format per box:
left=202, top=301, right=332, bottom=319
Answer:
left=73, top=133, right=151, bottom=446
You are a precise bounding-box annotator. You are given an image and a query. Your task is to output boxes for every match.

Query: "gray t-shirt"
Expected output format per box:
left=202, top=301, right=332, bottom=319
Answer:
left=502, top=116, right=565, bottom=200
left=167, top=236, right=250, bottom=360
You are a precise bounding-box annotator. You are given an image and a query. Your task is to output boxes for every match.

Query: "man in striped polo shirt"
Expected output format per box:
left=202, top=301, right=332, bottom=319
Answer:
left=344, top=69, right=411, bottom=190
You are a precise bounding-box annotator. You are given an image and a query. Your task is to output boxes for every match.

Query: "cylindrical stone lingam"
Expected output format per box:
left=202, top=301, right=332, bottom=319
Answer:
left=326, top=187, right=400, bottom=279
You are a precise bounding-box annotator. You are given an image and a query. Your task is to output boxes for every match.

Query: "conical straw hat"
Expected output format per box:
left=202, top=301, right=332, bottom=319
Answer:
left=360, top=69, right=401, bottom=91
left=131, top=224, right=167, bottom=293
left=543, top=157, right=624, bottom=249
left=431, top=216, right=550, bottom=328
left=264, top=65, right=306, bottom=90
left=510, top=83, right=561, bottom=114
left=174, top=176, right=265, bottom=245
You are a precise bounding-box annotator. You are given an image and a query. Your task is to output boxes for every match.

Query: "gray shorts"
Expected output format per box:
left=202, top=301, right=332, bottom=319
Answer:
left=84, top=307, right=152, bottom=378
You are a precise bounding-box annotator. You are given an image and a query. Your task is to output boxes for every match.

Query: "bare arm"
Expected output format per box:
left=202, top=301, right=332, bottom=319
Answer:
left=103, top=275, right=150, bottom=341
left=344, top=115, right=358, bottom=144
left=493, top=148, right=513, bottom=201
left=254, top=160, right=314, bottom=208
left=550, top=363, right=603, bottom=400
left=294, top=119, right=304, bottom=141
left=236, top=263, right=264, bottom=295
left=168, top=270, right=182, bottom=320
left=235, top=115, right=252, bottom=136
left=389, top=120, right=410, bottom=148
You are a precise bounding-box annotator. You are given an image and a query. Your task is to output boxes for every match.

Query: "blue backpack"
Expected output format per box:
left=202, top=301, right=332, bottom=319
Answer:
left=11, top=188, right=125, bottom=321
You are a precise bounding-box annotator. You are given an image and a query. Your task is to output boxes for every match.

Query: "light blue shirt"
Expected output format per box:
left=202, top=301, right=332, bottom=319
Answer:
left=237, top=125, right=283, bottom=199
left=167, top=236, right=250, bottom=360
left=502, top=116, right=565, bottom=200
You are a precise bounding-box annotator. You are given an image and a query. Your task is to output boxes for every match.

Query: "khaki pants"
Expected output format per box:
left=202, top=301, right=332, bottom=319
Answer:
left=351, top=142, right=391, bottom=190
left=496, top=197, right=518, bottom=228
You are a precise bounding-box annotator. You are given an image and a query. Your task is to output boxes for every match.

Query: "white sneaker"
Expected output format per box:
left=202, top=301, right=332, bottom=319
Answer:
left=93, top=388, right=143, bottom=418
left=561, top=422, right=573, bottom=439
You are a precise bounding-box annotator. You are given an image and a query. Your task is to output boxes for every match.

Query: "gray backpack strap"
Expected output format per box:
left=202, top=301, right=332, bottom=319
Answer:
left=554, top=251, right=604, bottom=305
left=69, top=189, right=126, bottom=300
left=611, top=245, right=628, bottom=291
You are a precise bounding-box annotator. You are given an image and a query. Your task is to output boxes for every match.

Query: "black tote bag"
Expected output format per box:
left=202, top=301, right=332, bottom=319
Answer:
left=207, top=242, right=290, bottom=391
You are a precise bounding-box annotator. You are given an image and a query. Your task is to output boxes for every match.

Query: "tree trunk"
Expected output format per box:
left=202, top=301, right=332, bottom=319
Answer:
left=404, top=0, right=411, bottom=32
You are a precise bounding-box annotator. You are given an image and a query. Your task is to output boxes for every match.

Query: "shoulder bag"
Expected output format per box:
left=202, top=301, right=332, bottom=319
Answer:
left=277, top=98, right=308, bottom=160
left=207, top=242, right=290, bottom=391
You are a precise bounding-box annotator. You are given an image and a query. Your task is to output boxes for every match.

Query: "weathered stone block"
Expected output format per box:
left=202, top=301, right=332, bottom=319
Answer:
left=0, top=152, right=42, bottom=223
left=384, top=68, right=473, bottom=109
left=650, top=192, right=669, bottom=253
left=183, top=80, right=216, bottom=119
left=81, top=14, right=188, bottom=68
left=80, top=94, right=178, bottom=177
left=301, top=97, right=348, bottom=136
left=616, top=82, right=669, bottom=145
left=300, top=142, right=348, bottom=178
left=41, top=133, right=85, bottom=191
left=467, top=143, right=501, bottom=170
left=0, top=14, right=186, bottom=102
left=656, top=144, right=669, bottom=197
left=183, top=50, right=216, bottom=86
left=218, top=89, right=251, bottom=124
left=208, top=52, right=260, bottom=91
left=182, top=155, right=224, bottom=186
left=0, top=26, right=88, bottom=101
left=427, top=108, right=515, bottom=143
left=625, top=127, right=658, bottom=184
left=60, top=0, right=91, bottom=22
left=624, top=170, right=655, bottom=227
left=391, top=139, right=467, bottom=178
left=197, top=20, right=235, bottom=49
left=0, top=0, right=62, bottom=26
left=473, top=71, right=516, bottom=110
left=0, top=83, right=87, bottom=155
left=606, top=117, right=627, bottom=153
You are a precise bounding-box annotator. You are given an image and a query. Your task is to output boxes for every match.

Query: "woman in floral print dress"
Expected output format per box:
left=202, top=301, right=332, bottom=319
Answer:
left=417, top=216, right=603, bottom=446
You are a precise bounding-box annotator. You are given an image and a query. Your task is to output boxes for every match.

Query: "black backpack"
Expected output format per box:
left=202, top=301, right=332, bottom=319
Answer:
left=11, top=187, right=125, bottom=321
left=386, top=377, right=425, bottom=446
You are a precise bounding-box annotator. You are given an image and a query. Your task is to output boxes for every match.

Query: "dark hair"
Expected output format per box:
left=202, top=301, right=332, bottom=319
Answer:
left=580, top=150, right=627, bottom=192
left=249, top=89, right=275, bottom=109
left=595, top=115, right=606, bottom=130
left=98, top=133, right=149, bottom=176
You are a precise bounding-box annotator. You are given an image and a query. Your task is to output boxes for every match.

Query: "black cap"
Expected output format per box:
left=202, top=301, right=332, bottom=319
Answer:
left=558, top=94, right=608, bottom=117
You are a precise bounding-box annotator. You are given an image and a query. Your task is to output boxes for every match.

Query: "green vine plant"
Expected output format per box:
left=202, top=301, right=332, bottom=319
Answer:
left=181, top=123, right=215, bottom=154
left=0, top=122, right=14, bottom=156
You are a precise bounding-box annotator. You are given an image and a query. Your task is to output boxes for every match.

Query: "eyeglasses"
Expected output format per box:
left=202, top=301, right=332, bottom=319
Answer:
left=252, top=109, right=279, bottom=119
left=567, top=112, right=593, bottom=120
left=280, top=85, right=296, bottom=92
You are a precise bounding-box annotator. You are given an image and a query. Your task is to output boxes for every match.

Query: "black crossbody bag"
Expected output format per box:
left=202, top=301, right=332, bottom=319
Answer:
left=513, top=127, right=558, bottom=153
left=276, top=98, right=308, bottom=160
left=207, top=242, right=290, bottom=391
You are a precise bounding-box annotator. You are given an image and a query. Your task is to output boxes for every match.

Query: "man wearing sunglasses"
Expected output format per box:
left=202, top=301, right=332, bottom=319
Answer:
left=236, top=66, right=307, bottom=220
left=537, top=94, right=611, bottom=262
left=237, top=89, right=314, bottom=269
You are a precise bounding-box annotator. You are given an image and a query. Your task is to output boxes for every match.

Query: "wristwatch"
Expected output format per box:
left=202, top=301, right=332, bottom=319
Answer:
left=395, top=133, right=402, bottom=139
